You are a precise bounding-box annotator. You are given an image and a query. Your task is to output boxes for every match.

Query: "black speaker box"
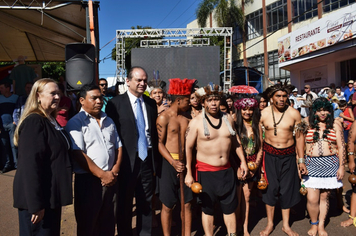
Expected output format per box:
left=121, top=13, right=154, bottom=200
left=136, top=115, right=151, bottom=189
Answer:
left=65, top=43, right=95, bottom=90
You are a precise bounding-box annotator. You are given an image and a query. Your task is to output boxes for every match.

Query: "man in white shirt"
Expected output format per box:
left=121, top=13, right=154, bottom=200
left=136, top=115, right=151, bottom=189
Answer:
left=335, top=86, right=346, bottom=101
left=66, top=84, right=122, bottom=236
left=289, top=88, right=302, bottom=111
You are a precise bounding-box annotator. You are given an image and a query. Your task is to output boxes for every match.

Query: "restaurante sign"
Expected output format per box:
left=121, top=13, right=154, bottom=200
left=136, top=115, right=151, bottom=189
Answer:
left=278, top=3, right=356, bottom=65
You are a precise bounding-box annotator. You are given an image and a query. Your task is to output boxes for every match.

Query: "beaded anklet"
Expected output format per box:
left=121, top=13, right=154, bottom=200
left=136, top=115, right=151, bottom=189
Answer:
left=310, top=220, right=319, bottom=225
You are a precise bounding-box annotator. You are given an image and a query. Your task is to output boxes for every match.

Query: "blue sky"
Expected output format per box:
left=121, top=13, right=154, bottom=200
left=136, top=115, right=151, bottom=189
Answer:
left=98, top=0, right=201, bottom=79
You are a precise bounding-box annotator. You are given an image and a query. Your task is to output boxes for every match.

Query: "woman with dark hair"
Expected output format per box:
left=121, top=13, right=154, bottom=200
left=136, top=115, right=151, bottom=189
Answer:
left=226, top=95, right=234, bottom=112
left=189, top=91, right=202, bottom=118
left=303, top=97, right=345, bottom=236
left=220, top=97, right=230, bottom=113
left=234, top=97, right=263, bottom=236
left=254, top=93, right=268, bottom=111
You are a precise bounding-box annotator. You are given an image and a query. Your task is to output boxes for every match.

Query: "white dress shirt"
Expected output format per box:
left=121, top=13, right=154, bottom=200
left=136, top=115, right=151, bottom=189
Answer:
left=66, top=108, right=122, bottom=174
left=127, top=90, right=152, bottom=147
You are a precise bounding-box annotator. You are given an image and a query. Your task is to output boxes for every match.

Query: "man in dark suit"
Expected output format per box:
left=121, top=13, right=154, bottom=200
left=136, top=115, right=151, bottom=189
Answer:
left=106, top=66, right=159, bottom=236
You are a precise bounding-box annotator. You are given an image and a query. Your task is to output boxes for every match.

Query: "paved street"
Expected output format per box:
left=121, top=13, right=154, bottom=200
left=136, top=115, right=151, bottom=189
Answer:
left=1, top=168, right=356, bottom=236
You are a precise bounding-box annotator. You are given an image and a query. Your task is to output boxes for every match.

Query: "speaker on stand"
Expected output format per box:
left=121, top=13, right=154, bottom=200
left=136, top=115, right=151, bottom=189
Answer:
left=65, top=43, right=96, bottom=91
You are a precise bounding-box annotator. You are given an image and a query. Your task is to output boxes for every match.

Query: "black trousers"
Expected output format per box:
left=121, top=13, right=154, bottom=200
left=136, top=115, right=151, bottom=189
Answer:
left=116, top=153, right=154, bottom=236
left=18, top=207, right=61, bottom=236
left=74, top=173, right=117, bottom=236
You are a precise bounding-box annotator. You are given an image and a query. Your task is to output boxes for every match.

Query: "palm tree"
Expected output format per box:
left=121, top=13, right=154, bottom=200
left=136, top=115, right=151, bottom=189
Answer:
left=196, top=0, right=245, bottom=30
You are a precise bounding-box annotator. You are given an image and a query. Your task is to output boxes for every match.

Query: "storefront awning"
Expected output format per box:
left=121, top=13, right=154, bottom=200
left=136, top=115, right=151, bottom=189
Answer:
left=277, top=3, right=356, bottom=70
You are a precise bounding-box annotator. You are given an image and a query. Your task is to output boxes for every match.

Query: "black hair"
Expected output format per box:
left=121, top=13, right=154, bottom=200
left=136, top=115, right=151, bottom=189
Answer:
left=220, top=97, right=230, bottom=113
left=235, top=105, right=261, bottom=155
left=338, top=100, right=347, bottom=107
left=57, top=83, right=65, bottom=93
left=308, top=97, right=334, bottom=142
left=79, top=84, right=101, bottom=99
left=170, top=95, right=189, bottom=103
left=225, top=94, right=235, bottom=113
left=0, top=81, right=11, bottom=88
left=99, top=78, right=107, bottom=83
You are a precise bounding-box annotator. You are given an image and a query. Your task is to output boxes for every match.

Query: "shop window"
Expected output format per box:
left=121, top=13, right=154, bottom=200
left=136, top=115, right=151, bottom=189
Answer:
left=267, top=0, right=289, bottom=33
left=235, top=50, right=290, bottom=82
left=245, top=9, right=263, bottom=40
left=323, top=0, right=353, bottom=13
left=292, top=0, right=318, bottom=24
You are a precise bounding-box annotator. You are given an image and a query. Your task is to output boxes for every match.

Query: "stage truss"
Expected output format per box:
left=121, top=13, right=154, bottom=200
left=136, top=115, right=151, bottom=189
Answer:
left=116, top=27, right=233, bottom=90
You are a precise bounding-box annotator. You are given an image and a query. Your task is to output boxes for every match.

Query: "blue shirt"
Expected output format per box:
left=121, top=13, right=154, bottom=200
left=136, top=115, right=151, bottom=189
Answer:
left=0, top=94, right=19, bottom=124
left=344, top=88, right=354, bottom=102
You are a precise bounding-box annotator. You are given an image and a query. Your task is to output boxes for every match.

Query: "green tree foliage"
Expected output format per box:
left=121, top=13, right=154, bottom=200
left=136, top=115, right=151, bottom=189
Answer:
left=41, top=62, right=65, bottom=80
left=1, top=61, right=65, bottom=81
left=196, top=0, right=245, bottom=31
left=111, top=25, right=162, bottom=71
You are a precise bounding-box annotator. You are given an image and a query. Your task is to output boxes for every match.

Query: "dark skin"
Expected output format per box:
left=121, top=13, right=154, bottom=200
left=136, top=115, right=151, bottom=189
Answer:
left=72, top=89, right=123, bottom=187
left=156, top=96, right=192, bottom=236
left=259, top=90, right=306, bottom=236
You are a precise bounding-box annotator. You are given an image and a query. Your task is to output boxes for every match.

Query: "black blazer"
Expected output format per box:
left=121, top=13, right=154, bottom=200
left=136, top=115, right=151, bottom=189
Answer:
left=13, top=114, right=72, bottom=213
left=106, top=92, right=160, bottom=176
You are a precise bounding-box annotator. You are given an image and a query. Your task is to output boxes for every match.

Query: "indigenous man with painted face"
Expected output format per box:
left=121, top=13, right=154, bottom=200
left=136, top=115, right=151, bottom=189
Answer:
left=156, top=78, right=196, bottom=236
left=259, top=84, right=308, bottom=236
left=185, top=85, right=248, bottom=236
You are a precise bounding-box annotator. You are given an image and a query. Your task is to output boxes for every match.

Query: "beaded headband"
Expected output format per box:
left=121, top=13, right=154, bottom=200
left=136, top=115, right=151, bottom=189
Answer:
left=234, top=98, right=258, bottom=110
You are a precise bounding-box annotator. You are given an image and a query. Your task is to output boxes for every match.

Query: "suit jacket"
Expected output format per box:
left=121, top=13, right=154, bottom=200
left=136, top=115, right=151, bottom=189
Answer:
left=106, top=92, right=160, bottom=176
left=13, top=114, right=72, bottom=213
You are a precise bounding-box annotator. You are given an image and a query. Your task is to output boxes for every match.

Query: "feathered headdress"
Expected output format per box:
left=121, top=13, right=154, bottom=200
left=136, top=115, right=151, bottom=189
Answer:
left=147, top=70, right=166, bottom=94
left=195, top=83, right=223, bottom=102
left=264, top=82, right=295, bottom=99
left=167, top=78, right=196, bottom=95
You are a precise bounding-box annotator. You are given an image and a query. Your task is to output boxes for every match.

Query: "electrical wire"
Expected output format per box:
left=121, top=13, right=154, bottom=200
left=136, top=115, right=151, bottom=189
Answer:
left=167, top=0, right=200, bottom=28
left=179, top=13, right=197, bottom=27
left=241, top=0, right=324, bottom=53
left=156, top=0, right=183, bottom=28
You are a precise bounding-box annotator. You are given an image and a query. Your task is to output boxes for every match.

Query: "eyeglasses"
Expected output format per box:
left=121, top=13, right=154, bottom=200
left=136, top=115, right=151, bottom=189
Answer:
left=99, top=84, right=107, bottom=87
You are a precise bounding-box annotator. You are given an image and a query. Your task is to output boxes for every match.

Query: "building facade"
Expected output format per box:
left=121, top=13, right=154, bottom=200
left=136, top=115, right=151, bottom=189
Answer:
left=188, top=0, right=356, bottom=92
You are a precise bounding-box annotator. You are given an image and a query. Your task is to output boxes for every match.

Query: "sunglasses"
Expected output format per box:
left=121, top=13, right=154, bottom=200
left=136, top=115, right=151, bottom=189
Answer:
left=99, top=84, right=107, bottom=87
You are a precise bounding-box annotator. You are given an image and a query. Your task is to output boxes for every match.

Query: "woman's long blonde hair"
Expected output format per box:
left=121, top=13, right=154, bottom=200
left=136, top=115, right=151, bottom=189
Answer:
left=14, top=78, right=58, bottom=146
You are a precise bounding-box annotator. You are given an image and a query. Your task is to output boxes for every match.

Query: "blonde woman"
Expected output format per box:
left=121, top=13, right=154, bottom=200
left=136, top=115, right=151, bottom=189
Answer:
left=13, top=78, right=72, bottom=236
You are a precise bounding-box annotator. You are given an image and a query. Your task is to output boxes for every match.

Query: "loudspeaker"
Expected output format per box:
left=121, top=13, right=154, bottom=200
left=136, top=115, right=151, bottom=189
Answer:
left=65, top=43, right=95, bottom=90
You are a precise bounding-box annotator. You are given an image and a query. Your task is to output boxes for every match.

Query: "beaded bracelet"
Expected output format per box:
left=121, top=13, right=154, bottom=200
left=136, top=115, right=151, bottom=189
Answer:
left=348, top=152, right=355, bottom=156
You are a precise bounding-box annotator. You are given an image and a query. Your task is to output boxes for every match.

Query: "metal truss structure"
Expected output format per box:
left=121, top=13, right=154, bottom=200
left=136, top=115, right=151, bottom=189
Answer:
left=116, top=27, right=233, bottom=90
left=140, top=38, right=210, bottom=48
left=0, top=0, right=72, bottom=10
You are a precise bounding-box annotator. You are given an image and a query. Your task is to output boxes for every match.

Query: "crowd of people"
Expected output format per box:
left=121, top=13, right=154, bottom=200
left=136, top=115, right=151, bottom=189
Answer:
left=1, top=64, right=356, bottom=236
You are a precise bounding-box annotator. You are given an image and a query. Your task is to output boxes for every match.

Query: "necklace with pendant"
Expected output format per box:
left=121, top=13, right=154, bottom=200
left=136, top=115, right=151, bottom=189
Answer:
left=271, top=105, right=286, bottom=136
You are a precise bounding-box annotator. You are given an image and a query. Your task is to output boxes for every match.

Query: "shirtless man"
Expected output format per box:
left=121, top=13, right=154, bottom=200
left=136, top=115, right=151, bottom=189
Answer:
left=156, top=78, right=196, bottom=236
left=259, top=84, right=308, bottom=236
left=185, top=85, right=248, bottom=236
